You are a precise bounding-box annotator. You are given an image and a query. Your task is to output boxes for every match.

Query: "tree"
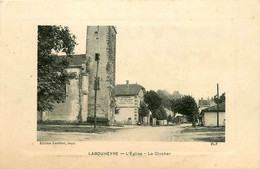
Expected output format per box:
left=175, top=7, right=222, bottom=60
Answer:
left=159, top=106, right=167, bottom=120
left=138, top=102, right=149, bottom=123
left=167, top=115, right=172, bottom=122
left=214, top=92, right=226, bottom=104
left=181, top=96, right=197, bottom=127
left=157, top=90, right=171, bottom=109
left=170, top=98, right=182, bottom=117
left=171, top=91, right=182, bottom=100
left=152, top=109, right=162, bottom=120
left=152, top=106, right=167, bottom=120
left=144, top=90, right=162, bottom=113
left=37, top=25, right=77, bottom=121
left=170, top=95, right=197, bottom=127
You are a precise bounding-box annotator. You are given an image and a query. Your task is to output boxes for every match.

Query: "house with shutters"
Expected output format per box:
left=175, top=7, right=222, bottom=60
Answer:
left=114, top=81, right=145, bottom=125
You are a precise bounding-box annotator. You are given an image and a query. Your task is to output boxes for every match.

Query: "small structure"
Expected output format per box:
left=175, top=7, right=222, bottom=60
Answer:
left=152, top=118, right=156, bottom=126
left=158, top=120, right=164, bottom=126
left=201, top=102, right=225, bottom=126
left=198, top=98, right=215, bottom=125
left=142, top=111, right=152, bottom=125
left=175, top=113, right=183, bottom=123
left=114, top=81, right=145, bottom=125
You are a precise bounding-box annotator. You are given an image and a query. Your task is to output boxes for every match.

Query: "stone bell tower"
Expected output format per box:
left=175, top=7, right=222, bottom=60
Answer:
left=86, top=26, right=117, bottom=125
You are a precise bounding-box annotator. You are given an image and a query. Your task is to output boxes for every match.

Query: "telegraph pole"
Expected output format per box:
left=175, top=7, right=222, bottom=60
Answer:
left=94, top=53, right=100, bottom=130
left=217, top=83, right=219, bottom=127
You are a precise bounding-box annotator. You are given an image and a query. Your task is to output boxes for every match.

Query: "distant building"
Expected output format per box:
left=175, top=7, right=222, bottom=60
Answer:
left=174, top=113, right=188, bottom=123
left=198, top=98, right=216, bottom=125
left=39, top=26, right=117, bottom=125
left=114, top=81, right=145, bottom=125
left=198, top=98, right=215, bottom=113
left=201, top=102, right=225, bottom=126
left=164, top=108, right=174, bottom=117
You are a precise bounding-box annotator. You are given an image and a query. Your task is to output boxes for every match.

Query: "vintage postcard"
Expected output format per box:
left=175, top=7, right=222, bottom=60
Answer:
left=0, top=0, right=259, bottom=169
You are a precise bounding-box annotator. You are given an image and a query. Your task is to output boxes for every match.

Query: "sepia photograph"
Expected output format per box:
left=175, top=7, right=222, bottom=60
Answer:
left=1, top=1, right=259, bottom=169
left=37, top=25, right=226, bottom=142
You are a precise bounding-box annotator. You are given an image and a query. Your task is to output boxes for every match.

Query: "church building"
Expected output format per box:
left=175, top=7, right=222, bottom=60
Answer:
left=39, top=26, right=117, bottom=125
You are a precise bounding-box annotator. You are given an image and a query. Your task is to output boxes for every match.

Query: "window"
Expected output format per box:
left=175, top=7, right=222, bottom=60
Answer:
left=115, top=108, right=120, bottom=115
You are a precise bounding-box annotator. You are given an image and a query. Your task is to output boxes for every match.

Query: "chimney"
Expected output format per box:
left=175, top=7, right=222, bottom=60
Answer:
left=126, top=80, right=129, bottom=94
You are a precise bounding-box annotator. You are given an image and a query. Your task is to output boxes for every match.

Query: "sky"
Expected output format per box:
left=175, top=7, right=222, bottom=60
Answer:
left=67, top=24, right=228, bottom=100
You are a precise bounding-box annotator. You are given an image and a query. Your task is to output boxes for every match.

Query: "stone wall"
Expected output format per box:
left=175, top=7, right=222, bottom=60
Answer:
left=86, top=26, right=116, bottom=124
left=42, top=68, right=82, bottom=122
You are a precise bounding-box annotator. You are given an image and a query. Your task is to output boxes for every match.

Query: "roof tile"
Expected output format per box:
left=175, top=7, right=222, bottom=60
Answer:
left=115, top=84, right=144, bottom=96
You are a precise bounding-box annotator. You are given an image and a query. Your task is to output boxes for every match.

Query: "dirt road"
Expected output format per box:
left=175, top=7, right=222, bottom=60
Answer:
left=38, top=124, right=186, bottom=142
left=37, top=124, right=225, bottom=142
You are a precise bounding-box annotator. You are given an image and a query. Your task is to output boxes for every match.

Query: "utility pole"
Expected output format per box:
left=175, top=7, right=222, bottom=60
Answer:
left=217, top=83, right=219, bottom=127
left=94, top=53, right=100, bottom=130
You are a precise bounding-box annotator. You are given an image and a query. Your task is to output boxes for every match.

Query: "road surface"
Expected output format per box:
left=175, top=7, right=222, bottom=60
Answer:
left=38, top=124, right=195, bottom=142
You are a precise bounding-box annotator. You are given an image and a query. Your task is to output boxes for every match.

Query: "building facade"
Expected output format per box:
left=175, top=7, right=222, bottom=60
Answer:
left=198, top=98, right=215, bottom=113
left=201, top=102, right=225, bottom=126
left=39, top=26, right=117, bottom=125
left=40, top=54, right=90, bottom=122
left=86, top=26, right=117, bottom=125
left=114, top=81, right=145, bottom=125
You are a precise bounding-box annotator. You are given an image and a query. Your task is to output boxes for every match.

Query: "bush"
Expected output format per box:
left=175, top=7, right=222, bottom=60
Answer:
left=86, top=117, right=110, bottom=125
left=37, top=120, right=84, bottom=125
left=167, top=115, right=172, bottom=122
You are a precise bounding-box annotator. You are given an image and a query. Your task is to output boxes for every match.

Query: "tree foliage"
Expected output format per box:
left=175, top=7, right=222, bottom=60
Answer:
left=144, top=90, right=162, bottom=112
left=171, top=95, right=197, bottom=122
left=214, top=92, right=226, bottom=104
left=152, top=106, right=167, bottom=120
left=156, top=90, right=171, bottom=109
left=171, top=91, right=182, bottom=100
left=37, top=25, right=77, bottom=114
left=138, top=102, right=149, bottom=119
left=167, top=115, right=173, bottom=122
left=170, top=98, right=182, bottom=115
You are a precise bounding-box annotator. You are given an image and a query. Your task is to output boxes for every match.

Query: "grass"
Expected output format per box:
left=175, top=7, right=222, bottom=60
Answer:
left=195, top=136, right=225, bottom=142
left=37, top=124, right=122, bottom=134
left=181, top=126, right=225, bottom=133
left=180, top=125, right=225, bottom=142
